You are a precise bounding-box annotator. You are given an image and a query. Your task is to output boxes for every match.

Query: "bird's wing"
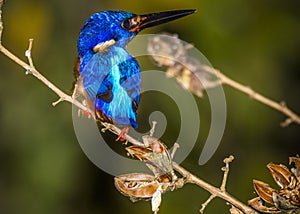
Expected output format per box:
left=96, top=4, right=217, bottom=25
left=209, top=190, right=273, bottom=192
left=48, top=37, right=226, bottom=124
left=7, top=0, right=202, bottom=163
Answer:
left=80, top=52, right=112, bottom=100
left=118, top=56, right=141, bottom=111
left=80, top=49, right=141, bottom=111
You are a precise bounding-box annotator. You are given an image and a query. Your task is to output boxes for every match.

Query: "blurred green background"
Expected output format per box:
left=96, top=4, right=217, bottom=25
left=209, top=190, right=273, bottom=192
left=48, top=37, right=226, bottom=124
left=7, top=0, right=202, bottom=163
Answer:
left=0, top=0, right=299, bottom=213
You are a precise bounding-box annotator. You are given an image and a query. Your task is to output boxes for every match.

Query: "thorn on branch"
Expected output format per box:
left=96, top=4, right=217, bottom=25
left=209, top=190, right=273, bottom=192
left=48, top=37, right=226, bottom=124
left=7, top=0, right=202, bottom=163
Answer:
left=280, top=101, right=286, bottom=107
left=25, top=46, right=31, bottom=58
left=281, top=118, right=293, bottom=127
left=150, top=120, right=157, bottom=137
left=52, top=97, right=65, bottom=106
left=25, top=38, right=35, bottom=69
left=24, top=65, right=32, bottom=75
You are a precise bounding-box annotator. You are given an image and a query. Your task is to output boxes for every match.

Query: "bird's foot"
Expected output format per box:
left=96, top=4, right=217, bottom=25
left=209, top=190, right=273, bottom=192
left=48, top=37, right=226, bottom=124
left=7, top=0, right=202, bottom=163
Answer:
left=83, top=110, right=93, bottom=119
left=116, top=127, right=129, bottom=141
left=77, top=99, right=93, bottom=119
left=77, top=109, right=93, bottom=119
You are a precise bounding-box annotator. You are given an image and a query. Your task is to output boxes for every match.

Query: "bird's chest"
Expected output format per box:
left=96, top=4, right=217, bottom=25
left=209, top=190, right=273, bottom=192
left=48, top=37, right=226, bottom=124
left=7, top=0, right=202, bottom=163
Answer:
left=80, top=47, right=129, bottom=92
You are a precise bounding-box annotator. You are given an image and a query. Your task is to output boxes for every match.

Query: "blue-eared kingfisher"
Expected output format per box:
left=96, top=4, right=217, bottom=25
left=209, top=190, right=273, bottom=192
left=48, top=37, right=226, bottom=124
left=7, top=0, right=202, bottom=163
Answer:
left=73, top=9, right=195, bottom=130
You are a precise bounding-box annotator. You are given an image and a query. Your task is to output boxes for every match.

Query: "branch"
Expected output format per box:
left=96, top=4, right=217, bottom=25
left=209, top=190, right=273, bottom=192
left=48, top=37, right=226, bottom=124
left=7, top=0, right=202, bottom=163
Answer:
left=0, top=3, right=91, bottom=116
left=201, top=65, right=300, bottom=127
left=0, top=3, right=257, bottom=213
left=148, top=34, right=300, bottom=127
left=213, top=68, right=300, bottom=127
left=174, top=156, right=257, bottom=214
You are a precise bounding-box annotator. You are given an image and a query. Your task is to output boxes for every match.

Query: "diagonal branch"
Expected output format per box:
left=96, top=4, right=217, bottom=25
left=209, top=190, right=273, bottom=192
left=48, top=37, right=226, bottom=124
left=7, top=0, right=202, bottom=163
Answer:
left=176, top=155, right=256, bottom=214
left=0, top=38, right=90, bottom=115
left=173, top=162, right=257, bottom=214
left=212, top=68, right=300, bottom=127
left=0, top=1, right=88, bottom=113
left=0, top=3, right=257, bottom=213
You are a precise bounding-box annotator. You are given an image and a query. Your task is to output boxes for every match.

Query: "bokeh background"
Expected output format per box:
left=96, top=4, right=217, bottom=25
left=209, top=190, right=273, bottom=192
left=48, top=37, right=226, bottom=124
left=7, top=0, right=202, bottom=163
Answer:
left=0, top=0, right=299, bottom=213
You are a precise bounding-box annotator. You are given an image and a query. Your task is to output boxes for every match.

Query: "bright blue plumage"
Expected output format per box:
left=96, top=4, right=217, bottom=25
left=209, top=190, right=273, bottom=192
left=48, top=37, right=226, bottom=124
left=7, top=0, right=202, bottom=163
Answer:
left=78, top=11, right=137, bottom=71
left=75, top=9, right=195, bottom=128
left=77, top=11, right=140, bottom=127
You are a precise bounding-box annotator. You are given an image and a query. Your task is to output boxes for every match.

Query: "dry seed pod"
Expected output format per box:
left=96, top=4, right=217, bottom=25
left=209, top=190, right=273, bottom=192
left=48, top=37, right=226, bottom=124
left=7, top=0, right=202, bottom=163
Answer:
left=114, top=173, right=159, bottom=202
left=248, top=197, right=281, bottom=214
left=253, top=179, right=274, bottom=204
left=290, top=157, right=300, bottom=179
left=126, top=136, right=177, bottom=182
left=267, top=163, right=294, bottom=189
left=249, top=157, right=300, bottom=213
left=147, top=34, right=220, bottom=98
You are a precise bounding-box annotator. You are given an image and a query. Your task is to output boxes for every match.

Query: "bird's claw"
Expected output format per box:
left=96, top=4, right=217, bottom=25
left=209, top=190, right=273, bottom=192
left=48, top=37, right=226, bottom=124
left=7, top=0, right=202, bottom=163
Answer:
left=116, top=127, right=129, bottom=141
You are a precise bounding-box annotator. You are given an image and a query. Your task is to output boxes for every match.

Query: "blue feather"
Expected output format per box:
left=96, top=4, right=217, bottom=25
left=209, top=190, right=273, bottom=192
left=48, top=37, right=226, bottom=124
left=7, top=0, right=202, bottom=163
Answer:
left=76, top=9, right=194, bottom=128
left=77, top=11, right=139, bottom=127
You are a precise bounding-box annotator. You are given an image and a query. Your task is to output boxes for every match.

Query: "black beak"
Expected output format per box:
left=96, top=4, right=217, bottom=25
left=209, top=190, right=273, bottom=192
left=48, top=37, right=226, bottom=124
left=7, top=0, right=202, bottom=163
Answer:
left=121, top=9, right=196, bottom=33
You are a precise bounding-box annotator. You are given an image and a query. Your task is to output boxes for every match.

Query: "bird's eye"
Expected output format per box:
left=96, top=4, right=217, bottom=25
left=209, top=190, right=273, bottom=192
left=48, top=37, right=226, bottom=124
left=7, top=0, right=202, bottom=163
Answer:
left=121, top=16, right=141, bottom=31
left=130, top=17, right=139, bottom=26
left=121, top=18, right=132, bottom=30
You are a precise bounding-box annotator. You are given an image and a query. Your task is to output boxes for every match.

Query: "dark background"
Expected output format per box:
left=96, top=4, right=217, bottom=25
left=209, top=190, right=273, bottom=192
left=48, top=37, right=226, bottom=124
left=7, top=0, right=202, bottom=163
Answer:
left=0, top=0, right=299, bottom=213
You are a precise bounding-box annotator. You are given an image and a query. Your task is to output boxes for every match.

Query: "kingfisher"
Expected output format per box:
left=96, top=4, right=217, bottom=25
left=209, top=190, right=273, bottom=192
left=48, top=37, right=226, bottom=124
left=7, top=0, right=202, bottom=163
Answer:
left=73, top=9, right=195, bottom=135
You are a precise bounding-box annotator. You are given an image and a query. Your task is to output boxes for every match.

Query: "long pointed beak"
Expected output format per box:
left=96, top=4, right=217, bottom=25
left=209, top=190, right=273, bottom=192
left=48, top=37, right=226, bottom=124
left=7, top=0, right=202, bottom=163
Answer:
left=121, top=9, right=196, bottom=33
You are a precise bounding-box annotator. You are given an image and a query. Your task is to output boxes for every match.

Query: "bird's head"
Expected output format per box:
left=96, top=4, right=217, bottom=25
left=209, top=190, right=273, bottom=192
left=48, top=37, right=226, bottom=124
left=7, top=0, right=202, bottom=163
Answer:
left=78, top=10, right=195, bottom=57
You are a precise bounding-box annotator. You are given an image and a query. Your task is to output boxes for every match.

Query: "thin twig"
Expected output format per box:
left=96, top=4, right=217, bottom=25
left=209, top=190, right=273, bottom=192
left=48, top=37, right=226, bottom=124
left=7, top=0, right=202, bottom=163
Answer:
left=170, top=143, right=179, bottom=159
left=25, top=38, right=35, bottom=71
left=221, top=155, right=234, bottom=192
left=196, top=155, right=245, bottom=214
left=200, top=194, right=216, bottom=213
left=0, top=30, right=90, bottom=114
left=173, top=162, right=257, bottom=214
left=202, top=65, right=300, bottom=127
left=150, top=120, right=157, bottom=137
